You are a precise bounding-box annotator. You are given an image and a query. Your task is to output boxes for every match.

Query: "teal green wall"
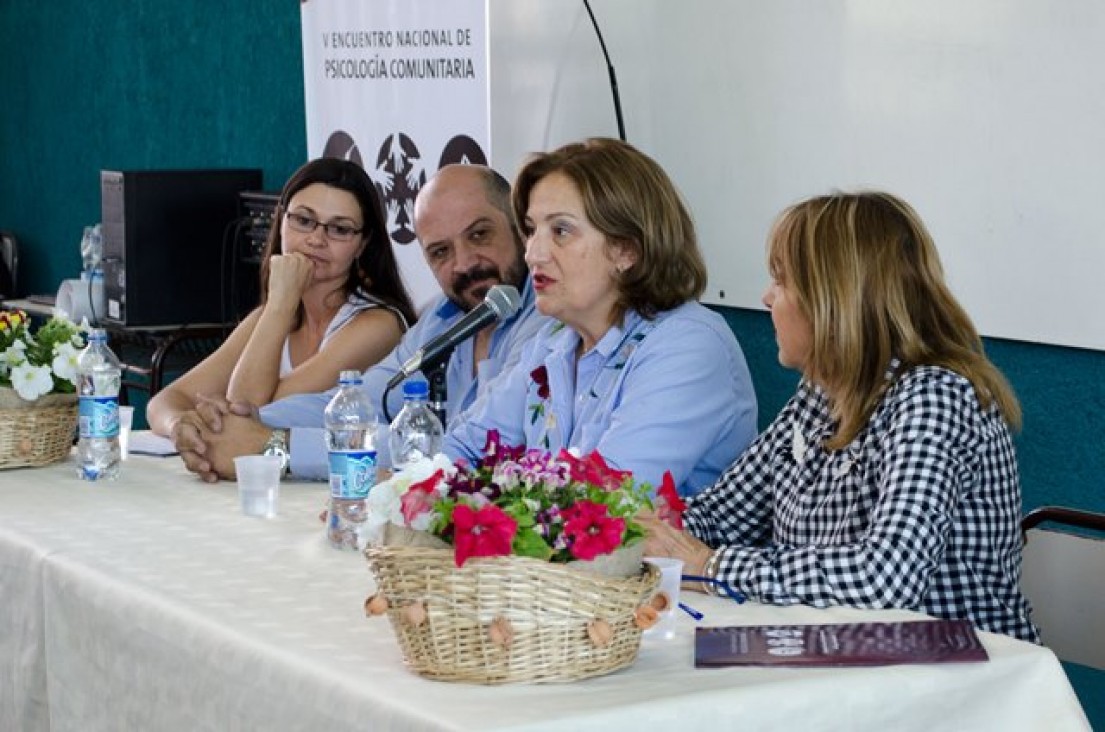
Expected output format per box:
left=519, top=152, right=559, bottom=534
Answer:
left=0, top=1, right=306, bottom=293
left=720, top=308, right=1105, bottom=515
left=3, top=1, right=1104, bottom=516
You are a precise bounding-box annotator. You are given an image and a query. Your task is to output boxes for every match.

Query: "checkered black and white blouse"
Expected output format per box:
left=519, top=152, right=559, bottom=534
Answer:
left=685, top=363, right=1040, bottom=642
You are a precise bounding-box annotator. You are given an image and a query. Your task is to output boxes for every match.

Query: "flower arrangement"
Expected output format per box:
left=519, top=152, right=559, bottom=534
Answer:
left=367, top=431, right=686, bottom=568
left=0, top=310, right=84, bottom=402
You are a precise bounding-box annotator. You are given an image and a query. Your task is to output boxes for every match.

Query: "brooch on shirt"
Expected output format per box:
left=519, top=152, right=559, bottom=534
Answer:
left=834, top=456, right=856, bottom=479
left=792, top=424, right=808, bottom=463
left=832, top=443, right=863, bottom=479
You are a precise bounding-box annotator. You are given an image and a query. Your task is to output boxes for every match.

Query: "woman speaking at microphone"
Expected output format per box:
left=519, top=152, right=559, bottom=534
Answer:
left=148, top=157, right=416, bottom=447
left=442, top=138, right=758, bottom=497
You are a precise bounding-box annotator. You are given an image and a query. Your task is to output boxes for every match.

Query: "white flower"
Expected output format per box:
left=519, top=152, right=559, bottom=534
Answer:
left=363, top=454, right=454, bottom=546
left=52, top=341, right=80, bottom=385
left=1, top=341, right=27, bottom=372
left=363, top=483, right=404, bottom=546
left=1, top=310, right=82, bottom=397
left=11, top=362, right=54, bottom=401
left=407, top=508, right=435, bottom=532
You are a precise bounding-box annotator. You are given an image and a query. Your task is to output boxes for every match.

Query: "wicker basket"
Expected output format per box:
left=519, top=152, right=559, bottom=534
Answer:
left=0, top=389, right=78, bottom=469
left=365, top=545, right=661, bottom=684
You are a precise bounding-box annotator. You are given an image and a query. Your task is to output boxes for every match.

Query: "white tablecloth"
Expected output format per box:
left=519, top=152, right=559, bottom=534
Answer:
left=0, top=455, right=1090, bottom=731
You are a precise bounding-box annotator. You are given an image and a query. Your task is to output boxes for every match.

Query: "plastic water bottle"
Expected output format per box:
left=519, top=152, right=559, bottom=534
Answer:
left=324, top=370, right=378, bottom=550
left=80, top=223, right=103, bottom=274
left=388, top=380, right=443, bottom=472
left=76, top=328, right=121, bottom=481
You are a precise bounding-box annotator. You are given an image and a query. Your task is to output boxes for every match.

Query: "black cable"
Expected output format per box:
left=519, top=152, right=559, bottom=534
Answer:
left=381, top=380, right=396, bottom=424
left=219, top=216, right=249, bottom=335
left=229, top=217, right=248, bottom=333
left=582, top=0, right=627, bottom=141
left=85, top=271, right=98, bottom=326
left=219, top=218, right=233, bottom=328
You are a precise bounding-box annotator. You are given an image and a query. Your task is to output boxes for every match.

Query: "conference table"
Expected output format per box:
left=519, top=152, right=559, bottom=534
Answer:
left=0, top=453, right=1089, bottom=731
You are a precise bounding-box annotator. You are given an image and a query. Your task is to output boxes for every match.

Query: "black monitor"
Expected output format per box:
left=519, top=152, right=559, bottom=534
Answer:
left=100, top=168, right=263, bottom=326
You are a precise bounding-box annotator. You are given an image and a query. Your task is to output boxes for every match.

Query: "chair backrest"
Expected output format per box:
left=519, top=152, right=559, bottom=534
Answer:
left=0, top=231, right=18, bottom=298
left=1021, top=506, right=1105, bottom=669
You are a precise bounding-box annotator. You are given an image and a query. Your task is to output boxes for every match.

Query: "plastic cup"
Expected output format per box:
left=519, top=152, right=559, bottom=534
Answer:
left=644, top=556, right=684, bottom=640
left=233, top=455, right=283, bottom=519
left=118, top=405, right=134, bottom=459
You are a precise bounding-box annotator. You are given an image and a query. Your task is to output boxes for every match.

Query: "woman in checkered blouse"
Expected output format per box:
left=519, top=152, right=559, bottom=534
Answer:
left=643, top=191, right=1039, bottom=642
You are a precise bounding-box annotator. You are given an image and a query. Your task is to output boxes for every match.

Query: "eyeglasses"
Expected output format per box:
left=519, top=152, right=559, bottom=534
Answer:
left=284, top=211, right=363, bottom=242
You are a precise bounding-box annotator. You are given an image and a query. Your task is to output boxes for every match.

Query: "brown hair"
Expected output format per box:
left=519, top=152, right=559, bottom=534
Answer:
left=769, top=191, right=1021, bottom=448
left=512, top=138, right=706, bottom=318
left=260, top=157, right=416, bottom=328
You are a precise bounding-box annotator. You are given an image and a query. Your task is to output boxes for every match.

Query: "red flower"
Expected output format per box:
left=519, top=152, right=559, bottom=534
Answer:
left=530, top=365, right=550, bottom=400
left=558, top=449, right=633, bottom=491
left=655, top=471, right=685, bottom=530
left=400, top=469, right=444, bottom=525
left=452, top=503, right=518, bottom=567
left=562, top=500, right=625, bottom=561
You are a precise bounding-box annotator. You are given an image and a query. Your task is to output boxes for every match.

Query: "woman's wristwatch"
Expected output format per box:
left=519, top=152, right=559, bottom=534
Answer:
left=262, top=428, right=290, bottom=476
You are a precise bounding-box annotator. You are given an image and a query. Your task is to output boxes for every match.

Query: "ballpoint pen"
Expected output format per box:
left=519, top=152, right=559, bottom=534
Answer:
left=681, top=574, right=747, bottom=605
left=679, top=602, right=704, bottom=621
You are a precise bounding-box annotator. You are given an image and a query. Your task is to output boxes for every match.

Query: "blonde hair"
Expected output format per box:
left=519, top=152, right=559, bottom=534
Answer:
left=769, top=191, right=1021, bottom=449
left=512, top=138, right=706, bottom=318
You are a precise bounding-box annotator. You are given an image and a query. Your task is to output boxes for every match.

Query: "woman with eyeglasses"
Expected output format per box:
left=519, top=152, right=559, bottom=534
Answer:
left=148, top=157, right=416, bottom=446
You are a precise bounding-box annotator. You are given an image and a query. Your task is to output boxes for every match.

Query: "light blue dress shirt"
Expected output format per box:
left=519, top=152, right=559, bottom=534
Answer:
left=443, top=302, right=758, bottom=497
left=260, top=278, right=546, bottom=478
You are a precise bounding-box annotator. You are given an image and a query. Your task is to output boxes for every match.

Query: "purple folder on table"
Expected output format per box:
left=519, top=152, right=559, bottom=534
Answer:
left=695, top=618, right=989, bottom=668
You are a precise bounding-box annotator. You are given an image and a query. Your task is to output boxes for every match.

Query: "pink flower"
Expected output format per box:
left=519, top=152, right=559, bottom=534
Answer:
left=452, top=503, right=518, bottom=567
left=562, top=500, right=625, bottom=561
left=400, top=469, right=444, bottom=525
left=655, top=471, right=686, bottom=530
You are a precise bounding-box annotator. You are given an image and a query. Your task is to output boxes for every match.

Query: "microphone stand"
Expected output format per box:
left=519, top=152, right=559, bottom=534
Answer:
left=380, top=379, right=398, bottom=424
left=425, top=360, right=448, bottom=428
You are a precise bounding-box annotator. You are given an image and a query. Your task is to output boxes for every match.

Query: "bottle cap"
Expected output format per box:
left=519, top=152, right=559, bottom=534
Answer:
left=402, top=379, right=429, bottom=399
left=338, top=369, right=363, bottom=386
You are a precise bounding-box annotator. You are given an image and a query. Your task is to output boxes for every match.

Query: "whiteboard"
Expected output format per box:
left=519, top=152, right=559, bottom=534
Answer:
left=488, top=0, right=1105, bottom=351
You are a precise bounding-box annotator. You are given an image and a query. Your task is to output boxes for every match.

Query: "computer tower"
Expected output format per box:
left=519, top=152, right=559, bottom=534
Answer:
left=100, top=168, right=263, bottom=326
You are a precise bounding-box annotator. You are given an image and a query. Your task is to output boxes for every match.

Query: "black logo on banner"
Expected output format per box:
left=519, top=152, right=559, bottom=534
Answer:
left=320, top=131, right=488, bottom=246
left=439, top=135, right=487, bottom=167
left=373, top=133, right=426, bottom=245
left=322, top=130, right=363, bottom=167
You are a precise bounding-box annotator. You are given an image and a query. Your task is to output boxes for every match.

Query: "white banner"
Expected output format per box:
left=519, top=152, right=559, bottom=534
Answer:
left=301, top=0, right=490, bottom=313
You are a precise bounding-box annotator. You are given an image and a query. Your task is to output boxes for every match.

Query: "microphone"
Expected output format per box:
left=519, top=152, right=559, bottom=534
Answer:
left=386, top=284, right=521, bottom=389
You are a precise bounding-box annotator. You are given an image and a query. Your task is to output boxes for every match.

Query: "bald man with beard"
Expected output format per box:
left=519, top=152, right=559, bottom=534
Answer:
left=180, top=164, right=545, bottom=481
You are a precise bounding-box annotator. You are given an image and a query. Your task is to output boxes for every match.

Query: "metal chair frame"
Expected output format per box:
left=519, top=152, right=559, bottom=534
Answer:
left=1020, top=505, right=1105, bottom=670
